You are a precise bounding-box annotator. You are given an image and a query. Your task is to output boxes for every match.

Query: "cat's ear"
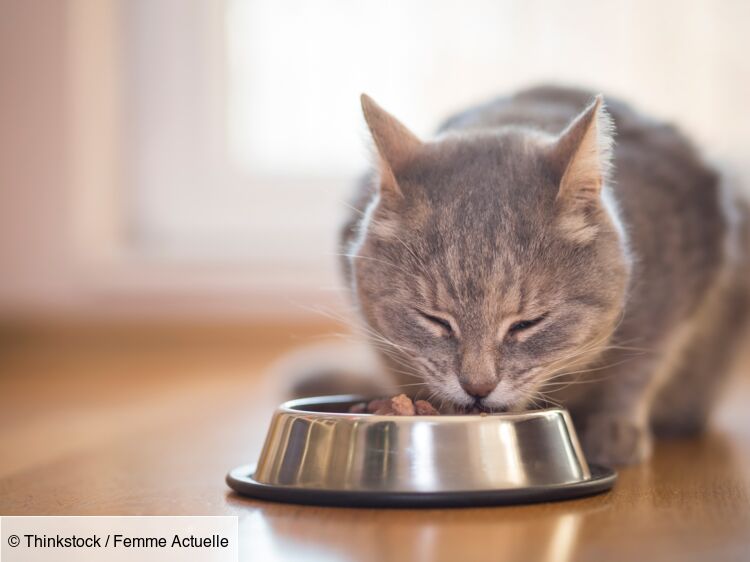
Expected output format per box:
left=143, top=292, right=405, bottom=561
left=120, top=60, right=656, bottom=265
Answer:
left=548, top=96, right=615, bottom=243
left=361, top=94, right=422, bottom=198
left=550, top=95, right=614, bottom=204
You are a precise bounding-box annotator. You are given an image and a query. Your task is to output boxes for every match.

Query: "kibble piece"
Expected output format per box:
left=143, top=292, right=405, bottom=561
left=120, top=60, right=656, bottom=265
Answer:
left=348, top=395, right=441, bottom=416
left=366, top=398, right=390, bottom=413
left=390, top=394, right=416, bottom=416
left=414, top=400, right=440, bottom=416
left=373, top=404, right=395, bottom=415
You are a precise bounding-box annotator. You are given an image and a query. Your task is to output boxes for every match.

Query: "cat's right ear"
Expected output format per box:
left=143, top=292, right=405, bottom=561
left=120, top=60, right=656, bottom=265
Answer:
left=547, top=96, right=615, bottom=244
left=361, top=94, right=422, bottom=199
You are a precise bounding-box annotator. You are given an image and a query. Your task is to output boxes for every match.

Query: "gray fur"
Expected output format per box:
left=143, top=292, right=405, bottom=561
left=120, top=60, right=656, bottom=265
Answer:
left=338, top=86, right=748, bottom=465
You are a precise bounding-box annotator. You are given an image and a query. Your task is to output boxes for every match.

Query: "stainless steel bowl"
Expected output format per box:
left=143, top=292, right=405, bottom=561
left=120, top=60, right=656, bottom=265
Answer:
left=227, top=395, right=616, bottom=507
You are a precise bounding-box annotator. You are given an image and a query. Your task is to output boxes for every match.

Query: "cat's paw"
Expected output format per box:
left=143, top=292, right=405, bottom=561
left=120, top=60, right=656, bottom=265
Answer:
left=579, top=414, right=652, bottom=466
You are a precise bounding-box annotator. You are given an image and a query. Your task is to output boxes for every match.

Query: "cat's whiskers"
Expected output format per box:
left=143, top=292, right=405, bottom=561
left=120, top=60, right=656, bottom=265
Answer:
left=518, top=331, right=646, bottom=401
left=539, top=376, right=613, bottom=390
left=364, top=342, right=425, bottom=380
left=357, top=324, right=415, bottom=354
left=299, top=301, right=415, bottom=357
left=391, top=382, right=429, bottom=389
left=516, top=382, right=562, bottom=410
left=371, top=354, right=423, bottom=381
left=512, top=386, right=547, bottom=411
left=542, top=353, right=646, bottom=382
left=533, top=354, right=647, bottom=399
left=528, top=319, right=643, bottom=375
left=332, top=252, right=425, bottom=283
left=382, top=366, right=424, bottom=381
left=549, top=307, right=632, bottom=365
left=297, top=332, right=423, bottom=382
left=291, top=303, right=422, bottom=375
left=424, top=389, right=440, bottom=406
left=338, top=197, right=432, bottom=280
left=361, top=335, right=418, bottom=364
left=538, top=340, right=650, bottom=381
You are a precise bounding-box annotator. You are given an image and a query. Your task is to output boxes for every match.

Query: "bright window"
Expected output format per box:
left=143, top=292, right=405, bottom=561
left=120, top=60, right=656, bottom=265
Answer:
left=123, top=0, right=749, bottom=276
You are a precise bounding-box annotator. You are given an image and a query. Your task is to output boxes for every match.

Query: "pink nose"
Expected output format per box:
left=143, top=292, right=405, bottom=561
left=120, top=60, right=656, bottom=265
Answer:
left=460, top=380, right=497, bottom=399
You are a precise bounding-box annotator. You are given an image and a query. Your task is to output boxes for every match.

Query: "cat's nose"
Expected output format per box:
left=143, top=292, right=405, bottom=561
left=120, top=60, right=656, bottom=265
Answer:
left=460, top=380, right=497, bottom=399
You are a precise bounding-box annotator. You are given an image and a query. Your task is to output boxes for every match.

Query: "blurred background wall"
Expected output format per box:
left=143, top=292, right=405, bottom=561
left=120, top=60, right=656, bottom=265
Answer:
left=1, top=0, right=748, bottom=325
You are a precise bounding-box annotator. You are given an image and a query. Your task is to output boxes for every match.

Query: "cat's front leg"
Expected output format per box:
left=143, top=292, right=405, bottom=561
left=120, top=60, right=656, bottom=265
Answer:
left=577, top=411, right=653, bottom=466
left=567, top=355, right=660, bottom=466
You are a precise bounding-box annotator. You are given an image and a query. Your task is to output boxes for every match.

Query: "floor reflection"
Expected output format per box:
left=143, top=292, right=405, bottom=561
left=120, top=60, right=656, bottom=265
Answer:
left=228, top=492, right=606, bottom=562
left=239, top=510, right=348, bottom=562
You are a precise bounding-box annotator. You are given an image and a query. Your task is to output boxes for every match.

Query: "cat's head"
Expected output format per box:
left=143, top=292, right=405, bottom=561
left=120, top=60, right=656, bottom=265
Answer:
left=350, top=94, right=631, bottom=412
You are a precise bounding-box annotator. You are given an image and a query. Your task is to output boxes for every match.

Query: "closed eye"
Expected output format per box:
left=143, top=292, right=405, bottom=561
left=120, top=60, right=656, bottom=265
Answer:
left=507, top=314, right=548, bottom=336
left=415, top=309, right=456, bottom=337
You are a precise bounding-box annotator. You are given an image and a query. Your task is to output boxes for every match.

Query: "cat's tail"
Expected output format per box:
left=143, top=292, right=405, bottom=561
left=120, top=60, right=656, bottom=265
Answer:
left=270, top=340, right=394, bottom=400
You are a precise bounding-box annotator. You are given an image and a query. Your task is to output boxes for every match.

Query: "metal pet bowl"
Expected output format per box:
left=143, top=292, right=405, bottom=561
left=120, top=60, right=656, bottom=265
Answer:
left=227, top=395, right=616, bottom=507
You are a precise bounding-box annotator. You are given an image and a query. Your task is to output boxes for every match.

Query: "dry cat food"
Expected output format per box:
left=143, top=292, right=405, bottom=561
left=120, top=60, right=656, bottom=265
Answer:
left=348, top=394, right=441, bottom=416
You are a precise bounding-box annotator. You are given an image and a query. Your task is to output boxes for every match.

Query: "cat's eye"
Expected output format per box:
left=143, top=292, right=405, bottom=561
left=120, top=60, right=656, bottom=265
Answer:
left=415, top=309, right=456, bottom=337
left=507, top=314, right=548, bottom=336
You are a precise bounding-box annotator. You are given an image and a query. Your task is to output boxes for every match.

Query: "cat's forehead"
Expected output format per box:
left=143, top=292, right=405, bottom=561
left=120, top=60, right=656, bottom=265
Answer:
left=402, top=213, right=555, bottom=313
left=375, top=135, right=557, bottom=272
left=366, top=130, right=583, bottom=305
left=392, top=135, right=557, bottom=243
left=415, top=131, right=551, bottom=190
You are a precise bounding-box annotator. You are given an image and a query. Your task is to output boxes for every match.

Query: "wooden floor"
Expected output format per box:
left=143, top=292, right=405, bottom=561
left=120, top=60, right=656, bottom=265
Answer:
left=1, top=323, right=749, bottom=562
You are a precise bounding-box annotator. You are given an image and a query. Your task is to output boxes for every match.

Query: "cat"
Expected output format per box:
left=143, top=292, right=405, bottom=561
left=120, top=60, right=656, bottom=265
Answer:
left=298, top=86, right=749, bottom=466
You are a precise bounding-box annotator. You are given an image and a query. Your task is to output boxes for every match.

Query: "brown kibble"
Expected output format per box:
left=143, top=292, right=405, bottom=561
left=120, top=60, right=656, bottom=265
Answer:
left=390, top=394, right=415, bottom=416
left=414, top=400, right=440, bottom=416
left=349, top=395, right=441, bottom=416
left=366, top=398, right=389, bottom=413
left=373, top=405, right=395, bottom=415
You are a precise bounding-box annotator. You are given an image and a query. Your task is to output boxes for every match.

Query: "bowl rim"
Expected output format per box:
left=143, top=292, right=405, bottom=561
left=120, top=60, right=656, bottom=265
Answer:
left=279, top=394, right=567, bottom=421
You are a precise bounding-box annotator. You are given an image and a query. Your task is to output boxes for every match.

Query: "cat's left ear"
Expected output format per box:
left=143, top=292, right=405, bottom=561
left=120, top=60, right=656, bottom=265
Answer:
left=361, top=94, right=423, bottom=201
left=548, top=96, right=615, bottom=243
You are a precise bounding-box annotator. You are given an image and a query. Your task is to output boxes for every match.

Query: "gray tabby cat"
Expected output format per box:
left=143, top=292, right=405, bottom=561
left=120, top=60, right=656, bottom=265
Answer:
left=326, top=86, right=749, bottom=465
